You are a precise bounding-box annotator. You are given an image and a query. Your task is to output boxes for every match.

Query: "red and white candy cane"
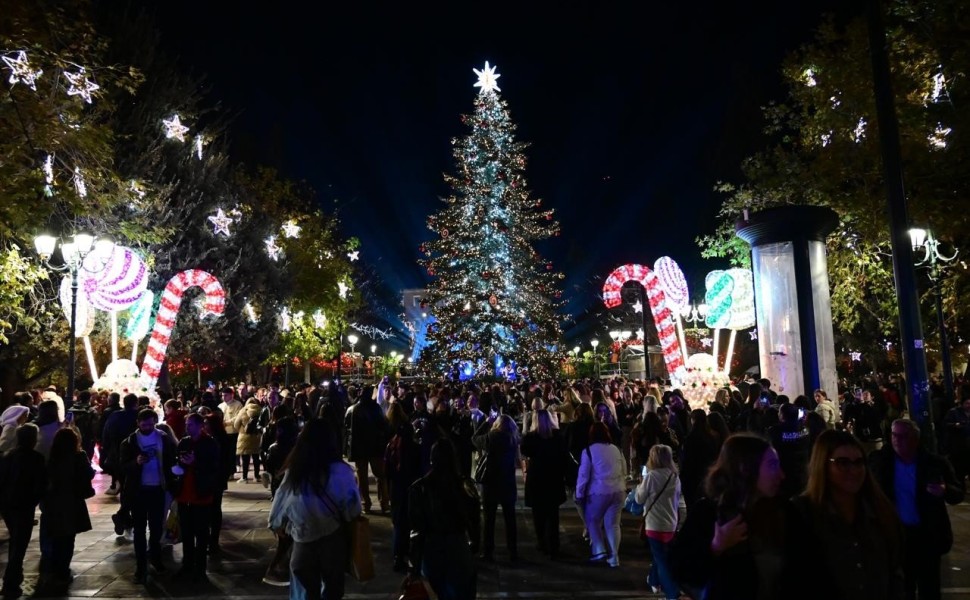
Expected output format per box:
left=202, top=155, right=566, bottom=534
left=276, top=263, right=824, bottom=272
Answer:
left=602, top=264, right=687, bottom=382
left=139, top=270, right=225, bottom=391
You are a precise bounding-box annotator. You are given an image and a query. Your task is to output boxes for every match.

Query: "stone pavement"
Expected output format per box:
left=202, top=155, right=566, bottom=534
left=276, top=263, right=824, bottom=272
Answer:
left=3, top=468, right=970, bottom=599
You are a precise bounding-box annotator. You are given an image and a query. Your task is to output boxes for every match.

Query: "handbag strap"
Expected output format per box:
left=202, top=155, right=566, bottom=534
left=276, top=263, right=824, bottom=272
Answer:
left=643, top=472, right=674, bottom=516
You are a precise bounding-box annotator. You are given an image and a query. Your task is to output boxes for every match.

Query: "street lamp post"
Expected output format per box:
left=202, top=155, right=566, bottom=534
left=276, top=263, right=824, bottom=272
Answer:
left=34, top=233, right=97, bottom=404
left=909, top=227, right=959, bottom=405
left=347, top=334, right=359, bottom=382
left=591, top=339, right=600, bottom=379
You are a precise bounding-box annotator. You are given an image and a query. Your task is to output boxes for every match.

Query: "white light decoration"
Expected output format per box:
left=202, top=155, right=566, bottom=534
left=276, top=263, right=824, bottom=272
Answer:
left=749, top=330, right=758, bottom=341
left=293, top=311, right=305, bottom=322
left=701, top=337, right=713, bottom=348
left=850, top=351, right=862, bottom=362
left=195, top=295, right=220, bottom=319
left=265, top=236, right=283, bottom=261
left=129, top=180, right=146, bottom=199
left=928, top=123, right=951, bottom=150
left=350, top=323, right=393, bottom=340
left=72, top=166, right=87, bottom=198
left=162, top=114, right=190, bottom=142
left=312, top=310, right=327, bottom=329
left=347, top=250, right=359, bottom=262
left=2, top=51, right=42, bottom=90
left=207, top=208, right=233, bottom=236
left=337, top=281, right=350, bottom=300
left=851, top=118, right=867, bottom=143
left=280, top=308, right=292, bottom=332
left=632, top=300, right=643, bottom=313
left=473, top=61, right=501, bottom=94
left=194, top=135, right=205, bottom=160
left=244, top=301, right=258, bottom=324
left=63, top=66, right=99, bottom=104
left=802, top=67, right=817, bottom=87
left=636, top=328, right=645, bottom=341
left=281, top=220, right=301, bottom=239
left=42, top=154, right=54, bottom=195
left=829, top=95, right=841, bottom=108
left=929, top=70, right=946, bottom=104
left=820, top=132, right=832, bottom=147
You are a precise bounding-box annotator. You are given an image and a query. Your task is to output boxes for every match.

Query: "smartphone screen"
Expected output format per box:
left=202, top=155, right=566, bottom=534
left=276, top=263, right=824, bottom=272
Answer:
left=641, top=465, right=648, bottom=478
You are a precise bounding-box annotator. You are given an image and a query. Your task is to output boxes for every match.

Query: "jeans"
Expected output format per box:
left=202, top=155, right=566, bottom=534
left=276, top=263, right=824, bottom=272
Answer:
left=648, top=536, right=680, bottom=599
left=291, top=527, right=348, bottom=600
left=584, top=491, right=623, bottom=565
left=131, top=486, right=166, bottom=572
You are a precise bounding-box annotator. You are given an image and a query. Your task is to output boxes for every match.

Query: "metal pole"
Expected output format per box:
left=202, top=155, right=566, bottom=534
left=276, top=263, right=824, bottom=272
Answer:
left=68, top=265, right=79, bottom=404
left=867, top=0, right=934, bottom=448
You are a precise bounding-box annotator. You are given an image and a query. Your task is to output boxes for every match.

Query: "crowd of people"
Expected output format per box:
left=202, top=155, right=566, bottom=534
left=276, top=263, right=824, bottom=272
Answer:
left=0, top=372, right=968, bottom=599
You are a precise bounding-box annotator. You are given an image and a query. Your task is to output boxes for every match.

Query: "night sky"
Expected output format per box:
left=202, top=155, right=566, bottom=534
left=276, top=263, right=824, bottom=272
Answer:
left=148, top=1, right=857, bottom=339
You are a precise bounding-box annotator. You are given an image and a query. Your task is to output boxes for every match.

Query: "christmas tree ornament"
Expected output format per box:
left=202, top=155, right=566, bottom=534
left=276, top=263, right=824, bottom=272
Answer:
left=337, top=281, right=351, bottom=299
left=207, top=208, right=233, bottom=236
left=162, top=114, right=190, bottom=142
left=63, top=66, right=99, bottom=103
left=265, top=236, right=283, bottom=261
left=347, top=250, right=359, bottom=262
left=2, top=51, right=42, bottom=90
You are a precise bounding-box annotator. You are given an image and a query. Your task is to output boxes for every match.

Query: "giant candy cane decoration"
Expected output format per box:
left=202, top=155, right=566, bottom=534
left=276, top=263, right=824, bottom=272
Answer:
left=603, top=263, right=687, bottom=383
left=139, top=270, right=225, bottom=392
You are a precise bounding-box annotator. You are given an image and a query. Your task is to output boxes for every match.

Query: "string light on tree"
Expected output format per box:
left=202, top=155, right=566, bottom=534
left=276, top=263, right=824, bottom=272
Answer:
left=42, top=154, right=54, bottom=195
left=265, top=236, right=283, bottom=261
left=928, top=123, right=951, bottom=150
left=929, top=70, right=946, bottom=104
left=63, top=66, right=99, bottom=104
left=73, top=166, right=87, bottom=198
left=280, top=308, right=292, bottom=332
left=281, top=220, right=301, bottom=239
left=337, top=281, right=350, bottom=300
left=312, top=310, right=327, bottom=329
left=802, top=67, right=817, bottom=87
left=194, top=135, right=205, bottom=160
left=207, top=208, right=233, bottom=236
left=349, top=323, right=393, bottom=340
left=162, top=114, right=190, bottom=142
left=1, top=51, right=42, bottom=90
left=851, top=117, right=867, bottom=143
left=244, top=301, right=258, bottom=324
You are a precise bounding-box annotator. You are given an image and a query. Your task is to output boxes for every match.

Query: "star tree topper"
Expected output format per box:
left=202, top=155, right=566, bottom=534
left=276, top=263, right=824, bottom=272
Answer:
left=473, top=61, right=501, bottom=93
left=64, top=66, right=99, bottom=104
left=207, top=208, right=233, bottom=236
left=162, top=114, right=190, bottom=142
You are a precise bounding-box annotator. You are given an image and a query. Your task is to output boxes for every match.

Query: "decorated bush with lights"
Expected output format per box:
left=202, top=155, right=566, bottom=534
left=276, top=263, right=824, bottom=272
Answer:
left=419, top=62, right=563, bottom=377
left=679, top=352, right=731, bottom=410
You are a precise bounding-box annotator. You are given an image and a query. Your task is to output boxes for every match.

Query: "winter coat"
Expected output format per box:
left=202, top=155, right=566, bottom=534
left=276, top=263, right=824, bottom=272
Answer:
left=119, top=429, right=178, bottom=495
left=472, top=425, right=519, bottom=503
left=344, top=399, right=391, bottom=462
left=234, top=401, right=263, bottom=455
left=635, top=467, right=681, bottom=534
left=0, top=446, right=47, bottom=511
left=575, top=442, right=625, bottom=501
left=520, top=430, right=567, bottom=508
left=41, top=450, right=94, bottom=536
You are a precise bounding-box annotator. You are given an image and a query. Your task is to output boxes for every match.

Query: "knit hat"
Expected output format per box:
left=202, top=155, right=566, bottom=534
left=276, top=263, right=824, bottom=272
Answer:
left=1, top=405, right=29, bottom=427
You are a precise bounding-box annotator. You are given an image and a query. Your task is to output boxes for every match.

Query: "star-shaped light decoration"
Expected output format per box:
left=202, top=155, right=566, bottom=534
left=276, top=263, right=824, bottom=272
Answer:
left=347, top=250, right=359, bottom=262
left=2, top=51, right=42, bottom=90
left=749, top=330, right=758, bottom=341
left=473, top=61, right=501, bottom=93
left=72, top=166, right=87, bottom=198
left=162, top=114, right=190, bottom=142
left=632, top=300, right=643, bottom=313
left=194, top=135, right=205, bottom=160
left=701, top=337, right=713, bottom=348
left=129, top=180, right=146, bottom=199
left=244, top=301, right=258, bottom=324
left=265, top=236, right=284, bottom=261
left=207, top=208, right=233, bottom=237
left=337, top=281, right=351, bottom=300
left=281, top=220, right=301, bottom=239
left=850, top=351, right=862, bottom=362
left=279, top=308, right=292, bottom=332
left=64, top=66, right=99, bottom=104
left=312, top=310, right=327, bottom=329
left=42, top=154, right=54, bottom=195
left=636, top=328, right=645, bottom=341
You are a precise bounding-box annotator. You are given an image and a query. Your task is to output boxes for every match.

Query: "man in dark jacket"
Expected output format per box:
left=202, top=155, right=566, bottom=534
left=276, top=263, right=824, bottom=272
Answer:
left=768, top=403, right=812, bottom=499
left=344, top=385, right=391, bottom=512
left=174, top=412, right=220, bottom=581
left=120, top=409, right=177, bottom=584
left=870, top=418, right=965, bottom=600
left=98, top=392, right=125, bottom=494
left=0, top=424, right=47, bottom=598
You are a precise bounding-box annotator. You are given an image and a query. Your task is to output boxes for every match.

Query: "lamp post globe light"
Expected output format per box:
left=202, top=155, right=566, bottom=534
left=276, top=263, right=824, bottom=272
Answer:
left=909, top=227, right=959, bottom=404
left=591, top=338, right=600, bottom=379
left=346, top=334, right=359, bottom=381
left=34, top=233, right=99, bottom=404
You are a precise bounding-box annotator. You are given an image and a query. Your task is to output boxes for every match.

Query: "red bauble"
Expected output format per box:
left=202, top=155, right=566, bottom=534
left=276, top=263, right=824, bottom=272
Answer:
left=427, top=269, right=435, bottom=276
left=545, top=213, right=552, bottom=221
left=554, top=291, right=562, bottom=298
left=481, top=271, right=491, bottom=279
left=546, top=263, right=553, bottom=270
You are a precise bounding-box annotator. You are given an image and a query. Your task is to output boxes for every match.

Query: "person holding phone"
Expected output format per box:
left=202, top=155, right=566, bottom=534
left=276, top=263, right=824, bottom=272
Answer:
left=670, top=433, right=801, bottom=599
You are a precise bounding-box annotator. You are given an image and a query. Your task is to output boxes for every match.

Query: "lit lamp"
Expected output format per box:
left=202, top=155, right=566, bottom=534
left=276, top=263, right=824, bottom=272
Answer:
left=591, top=338, right=600, bottom=379
left=347, top=334, right=359, bottom=380
left=909, top=226, right=959, bottom=403
left=34, top=232, right=97, bottom=403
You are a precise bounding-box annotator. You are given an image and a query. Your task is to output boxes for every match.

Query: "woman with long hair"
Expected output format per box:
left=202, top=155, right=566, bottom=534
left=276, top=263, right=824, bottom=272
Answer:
left=384, top=402, right=422, bottom=572
left=38, top=428, right=94, bottom=595
left=269, top=419, right=362, bottom=600
left=794, top=429, right=903, bottom=598
left=520, top=409, right=567, bottom=558
left=635, top=444, right=682, bottom=600
left=203, top=414, right=233, bottom=553
left=671, top=433, right=799, bottom=599
left=575, top=422, right=626, bottom=567
left=472, top=413, right=520, bottom=562
left=408, top=438, right=480, bottom=600
left=679, top=409, right=720, bottom=509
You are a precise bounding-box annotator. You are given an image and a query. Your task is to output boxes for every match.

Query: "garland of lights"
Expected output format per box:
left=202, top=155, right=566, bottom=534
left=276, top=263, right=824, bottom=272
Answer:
left=349, top=323, right=393, bottom=340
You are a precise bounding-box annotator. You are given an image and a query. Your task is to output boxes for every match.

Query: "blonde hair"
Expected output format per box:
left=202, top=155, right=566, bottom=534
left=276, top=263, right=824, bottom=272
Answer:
left=647, top=444, right=676, bottom=471
left=531, top=409, right=554, bottom=438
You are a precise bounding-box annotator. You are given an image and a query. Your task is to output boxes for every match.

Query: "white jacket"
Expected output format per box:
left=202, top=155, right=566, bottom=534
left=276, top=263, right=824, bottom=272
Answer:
left=575, top=442, right=626, bottom=500
left=635, top=467, right=681, bottom=534
left=268, top=461, right=362, bottom=542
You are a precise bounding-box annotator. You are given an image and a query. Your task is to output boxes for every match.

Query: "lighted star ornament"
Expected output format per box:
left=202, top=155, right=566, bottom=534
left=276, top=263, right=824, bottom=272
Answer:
left=347, top=250, right=359, bottom=262
left=265, top=236, right=284, bottom=261
left=473, top=61, right=501, bottom=93
left=337, top=281, right=350, bottom=300
left=281, top=220, right=301, bottom=239
left=632, top=300, right=643, bottom=314
left=162, top=114, right=190, bottom=142
left=64, top=67, right=99, bottom=104
left=2, top=51, right=42, bottom=90
left=207, top=208, right=233, bottom=237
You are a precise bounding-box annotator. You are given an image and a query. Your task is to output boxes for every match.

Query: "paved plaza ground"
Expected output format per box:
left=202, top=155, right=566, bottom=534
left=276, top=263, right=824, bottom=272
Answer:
left=4, top=468, right=970, bottom=599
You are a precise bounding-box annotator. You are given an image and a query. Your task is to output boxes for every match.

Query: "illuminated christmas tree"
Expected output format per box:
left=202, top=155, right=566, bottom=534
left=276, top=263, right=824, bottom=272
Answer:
left=419, top=62, right=564, bottom=378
